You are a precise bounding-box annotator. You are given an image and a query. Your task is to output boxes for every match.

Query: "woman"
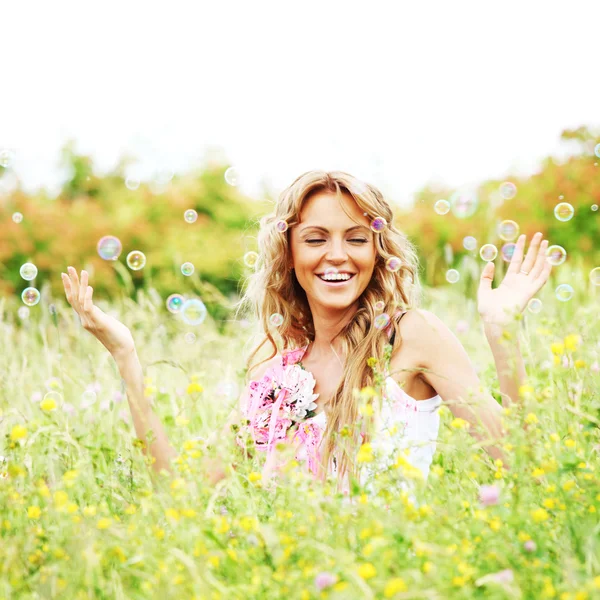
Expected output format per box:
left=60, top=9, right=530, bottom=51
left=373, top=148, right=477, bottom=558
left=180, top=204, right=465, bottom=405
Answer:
left=61, top=170, right=552, bottom=492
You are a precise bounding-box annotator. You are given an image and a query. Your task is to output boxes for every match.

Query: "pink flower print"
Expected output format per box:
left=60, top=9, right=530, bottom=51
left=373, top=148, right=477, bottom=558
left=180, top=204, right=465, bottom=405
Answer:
left=282, top=347, right=307, bottom=367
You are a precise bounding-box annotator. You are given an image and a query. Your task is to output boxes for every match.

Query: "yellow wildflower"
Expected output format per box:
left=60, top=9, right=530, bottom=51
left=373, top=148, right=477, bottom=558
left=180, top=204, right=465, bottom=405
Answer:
left=384, top=577, right=407, bottom=597
left=531, top=508, right=549, bottom=523
left=563, top=334, right=581, bottom=351
left=357, top=443, right=374, bottom=463
left=357, top=563, right=377, bottom=580
left=562, top=480, right=576, bottom=492
left=525, top=413, right=539, bottom=425
left=96, top=518, right=111, bottom=530
left=83, top=506, right=97, bottom=517
left=550, top=433, right=560, bottom=442
left=40, top=398, right=57, bottom=412
left=532, top=468, right=545, bottom=478
left=248, top=472, right=262, bottom=483
left=359, top=403, right=374, bottom=417
left=450, top=418, right=469, bottom=429
left=53, top=491, right=68, bottom=508
left=27, top=506, right=42, bottom=519
left=165, top=508, right=180, bottom=521
left=550, top=342, right=565, bottom=355
left=574, top=360, right=586, bottom=369
left=186, top=382, right=203, bottom=394
left=519, top=385, right=534, bottom=397
left=366, top=357, right=377, bottom=368
left=564, top=439, right=576, bottom=449
left=10, top=425, right=27, bottom=441
left=542, top=498, right=556, bottom=510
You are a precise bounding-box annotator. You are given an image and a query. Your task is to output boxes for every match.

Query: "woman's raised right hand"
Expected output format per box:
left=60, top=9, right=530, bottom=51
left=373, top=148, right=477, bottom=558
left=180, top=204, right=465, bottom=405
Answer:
left=61, top=266, right=135, bottom=359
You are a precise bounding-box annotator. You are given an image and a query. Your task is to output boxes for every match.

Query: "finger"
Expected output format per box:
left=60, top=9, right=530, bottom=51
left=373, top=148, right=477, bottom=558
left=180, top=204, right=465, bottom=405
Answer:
left=79, top=270, right=89, bottom=306
left=83, top=285, right=94, bottom=315
left=67, top=266, right=80, bottom=308
left=81, top=286, right=94, bottom=330
left=61, top=273, right=73, bottom=305
left=529, top=239, right=549, bottom=279
left=533, top=254, right=553, bottom=289
left=507, top=235, right=526, bottom=274
left=520, top=232, right=544, bottom=275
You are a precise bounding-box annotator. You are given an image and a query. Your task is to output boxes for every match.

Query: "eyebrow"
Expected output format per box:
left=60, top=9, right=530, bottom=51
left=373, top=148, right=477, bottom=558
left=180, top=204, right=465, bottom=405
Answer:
left=299, top=225, right=371, bottom=234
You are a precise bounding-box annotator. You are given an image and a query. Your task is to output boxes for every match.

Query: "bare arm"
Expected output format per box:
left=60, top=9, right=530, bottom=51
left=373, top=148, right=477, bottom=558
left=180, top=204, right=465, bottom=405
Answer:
left=394, top=309, right=508, bottom=466
left=114, top=348, right=178, bottom=476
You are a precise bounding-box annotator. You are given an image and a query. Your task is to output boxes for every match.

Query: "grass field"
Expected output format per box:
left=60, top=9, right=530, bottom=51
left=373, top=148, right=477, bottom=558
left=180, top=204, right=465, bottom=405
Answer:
left=1, top=273, right=599, bottom=600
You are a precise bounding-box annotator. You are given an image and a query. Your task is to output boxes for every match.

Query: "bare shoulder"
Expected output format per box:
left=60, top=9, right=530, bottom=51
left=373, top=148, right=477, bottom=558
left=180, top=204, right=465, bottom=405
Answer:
left=392, top=309, right=452, bottom=367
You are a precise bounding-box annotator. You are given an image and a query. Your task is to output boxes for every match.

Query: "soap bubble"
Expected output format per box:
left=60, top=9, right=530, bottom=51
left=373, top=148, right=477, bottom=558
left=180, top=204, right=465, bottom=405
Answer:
left=501, top=243, right=516, bottom=263
left=374, top=300, right=385, bottom=312
left=44, top=391, right=63, bottom=406
left=126, top=251, right=146, bottom=271
left=12, top=212, right=23, bottom=223
left=166, top=294, right=185, bottom=313
left=184, top=209, right=198, bottom=223
left=385, top=257, right=402, bottom=272
left=446, top=269, right=460, bottom=283
left=589, top=267, right=600, bottom=286
left=592, top=204, right=598, bottom=212
left=80, top=390, right=97, bottom=409
left=0, top=149, right=15, bottom=168
left=594, top=143, right=600, bottom=158
left=243, top=251, right=259, bottom=268
left=555, top=284, right=574, bottom=302
left=499, top=182, right=517, bottom=200
left=20, top=263, right=38, bottom=281
left=181, top=298, right=207, bottom=326
left=374, top=313, right=391, bottom=330
left=370, top=217, right=387, bottom=232
left=546, top=245, right=567, bottom=266
left=21, top=287, right=40, bottom=306
left=497, top=220, right=519, bottom=241
left=97, top=236, right=122, bottom=261
left=463, top=236, right=477, bottom=251
left=276, top=220, right=288, bottom=232
left=554, top=202, right=574, bottom=222
left=181, top=262, right=195, bottom=276
left=184, top=332, right=196, bottom=344
left=18, top=306, right=30, bottom=320
left=269, top=313, right=284, bottom=327
left=224, top=167, right=239, bottom=186
left=434, top=199, right=450, bottom=215
left=450, top=190, right=478, bottom=218
left=125, top=176, right=140, bottom=191
left=479, top=244, right=498, bottom=262
left=527, top=298, right=543, bottom=314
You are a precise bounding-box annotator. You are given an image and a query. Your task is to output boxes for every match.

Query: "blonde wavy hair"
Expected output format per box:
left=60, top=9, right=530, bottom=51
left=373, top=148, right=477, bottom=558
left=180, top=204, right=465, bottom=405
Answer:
left=235, top=170, right=422, bottom=489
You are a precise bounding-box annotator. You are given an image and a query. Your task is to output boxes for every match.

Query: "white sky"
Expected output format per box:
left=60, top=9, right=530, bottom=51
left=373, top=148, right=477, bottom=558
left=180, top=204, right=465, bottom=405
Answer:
left=1, top=0, right=599, bottom=206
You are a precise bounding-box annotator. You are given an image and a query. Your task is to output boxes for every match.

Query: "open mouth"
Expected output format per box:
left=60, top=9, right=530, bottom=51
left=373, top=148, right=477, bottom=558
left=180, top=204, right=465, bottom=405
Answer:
left=316, top=273, right=356, bottom=286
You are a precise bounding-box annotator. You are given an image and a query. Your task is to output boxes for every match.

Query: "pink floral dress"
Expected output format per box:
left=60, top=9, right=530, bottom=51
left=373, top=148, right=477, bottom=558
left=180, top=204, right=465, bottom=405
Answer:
left=239, top=312, right=443, bottom=489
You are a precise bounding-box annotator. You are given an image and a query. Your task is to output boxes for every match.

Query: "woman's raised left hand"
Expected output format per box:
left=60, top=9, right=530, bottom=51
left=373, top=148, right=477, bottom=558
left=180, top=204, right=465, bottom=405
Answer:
left=477, top=232, right=553, bottom=327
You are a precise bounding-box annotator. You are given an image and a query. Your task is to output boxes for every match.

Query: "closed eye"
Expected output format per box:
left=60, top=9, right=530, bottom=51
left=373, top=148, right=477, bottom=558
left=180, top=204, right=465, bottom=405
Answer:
left=306, top=239, right=369, bottom=244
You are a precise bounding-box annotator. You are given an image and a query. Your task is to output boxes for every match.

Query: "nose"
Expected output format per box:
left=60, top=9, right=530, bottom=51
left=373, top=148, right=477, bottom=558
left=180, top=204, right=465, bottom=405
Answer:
left=325, top=238, right=349, bottom=263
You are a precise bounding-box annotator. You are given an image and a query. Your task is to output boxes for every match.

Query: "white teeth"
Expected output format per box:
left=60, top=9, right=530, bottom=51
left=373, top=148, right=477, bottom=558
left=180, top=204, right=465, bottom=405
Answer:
left=320, top=274, right=352, bottom=281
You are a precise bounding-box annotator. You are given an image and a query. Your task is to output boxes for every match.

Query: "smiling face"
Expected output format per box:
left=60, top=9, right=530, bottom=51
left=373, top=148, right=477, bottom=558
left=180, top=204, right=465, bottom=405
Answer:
left=289, top=190, right=377, bottom=314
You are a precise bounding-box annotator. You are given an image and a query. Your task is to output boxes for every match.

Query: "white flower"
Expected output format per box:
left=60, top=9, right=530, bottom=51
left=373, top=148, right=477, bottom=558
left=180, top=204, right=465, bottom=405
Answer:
left=282, top=366, right=319, bottom=417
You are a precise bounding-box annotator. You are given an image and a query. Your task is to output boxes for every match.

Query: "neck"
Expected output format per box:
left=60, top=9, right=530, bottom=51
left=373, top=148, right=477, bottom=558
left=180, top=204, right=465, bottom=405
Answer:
left=306, top=300, right=358, bottom=361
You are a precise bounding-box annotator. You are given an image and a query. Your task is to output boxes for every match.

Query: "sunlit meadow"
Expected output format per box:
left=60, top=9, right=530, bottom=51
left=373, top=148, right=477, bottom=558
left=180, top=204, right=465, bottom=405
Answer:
left=1, top=261, right=599, bottom=599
